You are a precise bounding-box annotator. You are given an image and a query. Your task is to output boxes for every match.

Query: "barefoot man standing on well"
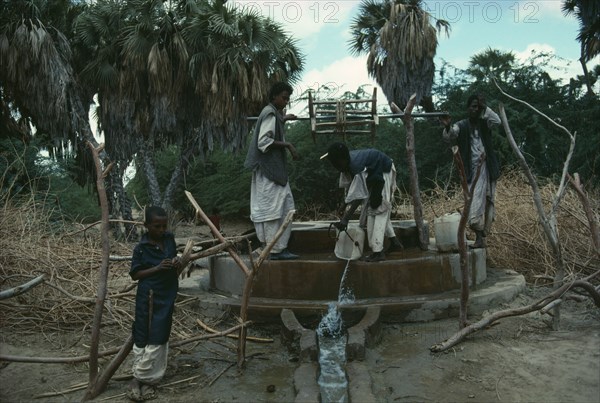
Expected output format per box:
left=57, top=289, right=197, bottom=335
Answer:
left=440, top=94, right=502, bottom=248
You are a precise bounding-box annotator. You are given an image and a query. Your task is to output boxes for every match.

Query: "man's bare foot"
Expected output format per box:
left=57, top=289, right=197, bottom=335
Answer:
left=127, top=379, right=143, bottom=402
left=469, top=231, right=486, bottom=249
left=140, top=384, right=158, bottom=401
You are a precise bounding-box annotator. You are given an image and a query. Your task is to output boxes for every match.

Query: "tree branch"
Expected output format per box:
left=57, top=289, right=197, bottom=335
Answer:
left=0, top=322, right=251, bottom=363
left=82, top=141, right=112, bottom=401
left=568, top=173, right=600, bottom=256
left=430, top=275, right=600, bottom=353
left=391, top=96, right=429, bottom=249
left=451, top=146, right=483, bottom=329
left=0, top=275, right=45, bottom=300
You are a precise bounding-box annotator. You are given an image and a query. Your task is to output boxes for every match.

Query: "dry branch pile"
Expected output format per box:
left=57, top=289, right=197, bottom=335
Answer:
left=0, top=197, right=226, bottom=347
left=420, top=169, right=600, bottom=282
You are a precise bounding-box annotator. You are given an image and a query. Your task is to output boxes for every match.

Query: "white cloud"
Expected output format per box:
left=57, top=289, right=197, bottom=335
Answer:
left=288, top=55, right=388, bottom=114
left=514, top=43, right=584, bottom=83
left=439, top=42, right=586, bottom=84
left=230, top=0, right=357, bottom=39
left=534, top=0, right=566, bottom=16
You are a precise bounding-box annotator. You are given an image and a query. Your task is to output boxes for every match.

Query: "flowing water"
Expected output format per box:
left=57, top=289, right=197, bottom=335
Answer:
left=317, top=259, right=355, bottom=402
left=337, top=259, right=355, bottom=304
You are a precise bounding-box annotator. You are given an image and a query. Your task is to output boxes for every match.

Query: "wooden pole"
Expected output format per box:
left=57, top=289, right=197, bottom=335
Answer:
left=451, top=146, right=484, bottom=329
left=392, top=96, right=429, bottom=250
left=183, top=191, right=295, bottom=368
left=184, top=191, right=251, bottom=277
left=237, top=210, right=295, bottom=368
left=569, top=173, right=600, bottom=255
left=82, top=142, right=113, bottom=401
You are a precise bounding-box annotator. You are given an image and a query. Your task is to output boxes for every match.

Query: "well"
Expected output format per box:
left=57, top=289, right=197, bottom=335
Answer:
left=204, top=220, right=522, bottom=322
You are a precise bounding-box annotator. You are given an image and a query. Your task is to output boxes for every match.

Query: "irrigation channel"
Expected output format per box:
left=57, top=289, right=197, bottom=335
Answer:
left=317, top=258, right=355, bottom=402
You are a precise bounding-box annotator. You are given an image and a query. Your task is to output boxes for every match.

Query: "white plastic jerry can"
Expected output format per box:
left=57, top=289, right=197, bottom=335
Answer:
left=433, top=212, right=463, bottom=252
left=334, top=224, right=365, bottom=260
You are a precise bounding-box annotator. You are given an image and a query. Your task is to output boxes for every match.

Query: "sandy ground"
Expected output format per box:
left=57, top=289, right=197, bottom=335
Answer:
left=369, top=293, right=600, bottom=402
left=1, top=282, right=599, bottom=403
left=1, top=220, right=599, bottom=402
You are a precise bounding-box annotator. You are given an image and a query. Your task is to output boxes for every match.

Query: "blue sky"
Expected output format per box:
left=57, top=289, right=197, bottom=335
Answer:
left=230, top=0, right=598, bottom=112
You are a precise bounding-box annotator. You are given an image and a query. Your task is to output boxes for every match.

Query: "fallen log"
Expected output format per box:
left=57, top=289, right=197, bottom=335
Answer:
left=430, top=275, right=600, bottom=353
left=0, top=275, right=45, bottom=300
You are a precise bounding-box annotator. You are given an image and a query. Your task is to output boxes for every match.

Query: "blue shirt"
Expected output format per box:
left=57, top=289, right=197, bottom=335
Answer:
left=130, top=232, right=179, bottom=346
left=349, top=149, right=393, bottom=185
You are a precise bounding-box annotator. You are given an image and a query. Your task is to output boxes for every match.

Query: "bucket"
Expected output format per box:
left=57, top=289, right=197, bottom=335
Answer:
left=334, top=224, right=365, bottom=260
left=433, top=213, right=462, bottom=252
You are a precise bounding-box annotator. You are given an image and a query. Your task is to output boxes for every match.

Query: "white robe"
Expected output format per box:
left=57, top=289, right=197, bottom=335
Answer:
left=249, top=114, right=294, bottom=253
left=443, top=107, right=500, bottom=235
left=340, top=164, right=396, bottom=253
left=132, top=344, right=168, bottom=385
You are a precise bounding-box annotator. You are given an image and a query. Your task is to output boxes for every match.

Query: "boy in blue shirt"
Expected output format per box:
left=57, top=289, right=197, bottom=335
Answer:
left=128, top=206, right=181, bottom=401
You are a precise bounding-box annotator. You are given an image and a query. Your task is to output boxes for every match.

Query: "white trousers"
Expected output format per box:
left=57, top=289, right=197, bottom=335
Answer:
left=365, top=166, right=396, bottom=253
left=255, top=219, right=292, bottom=254
left=469, top=168, right=496, bottom=235
left=132, top=343, right=168, bottom=385
left=367, top=209, right=396, bottom=253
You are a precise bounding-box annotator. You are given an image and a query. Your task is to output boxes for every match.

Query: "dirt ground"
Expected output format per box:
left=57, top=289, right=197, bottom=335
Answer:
left=1, top=219, right=599, bottom=402
left=1, top=288, right=599, bottom=403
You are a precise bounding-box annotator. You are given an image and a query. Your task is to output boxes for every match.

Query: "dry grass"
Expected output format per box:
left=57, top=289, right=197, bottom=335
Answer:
left=420, top=169, right=600, bottom=283
left=0, top=194, right=226, bottom=344
left=0, top=169, right=598, bottom=338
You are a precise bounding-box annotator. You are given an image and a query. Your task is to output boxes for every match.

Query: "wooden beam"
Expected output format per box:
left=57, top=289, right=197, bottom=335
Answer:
left=312, top=98, right=373, bottom=105
left=315, top=120, right=375, bottom=128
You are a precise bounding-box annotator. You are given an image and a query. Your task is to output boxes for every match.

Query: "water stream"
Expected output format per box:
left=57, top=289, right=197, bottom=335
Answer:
left=317, top=259, right=354, bottom=402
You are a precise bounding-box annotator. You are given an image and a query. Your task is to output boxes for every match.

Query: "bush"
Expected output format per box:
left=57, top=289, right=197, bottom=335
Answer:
left=0, top=138, right=101, bottom=223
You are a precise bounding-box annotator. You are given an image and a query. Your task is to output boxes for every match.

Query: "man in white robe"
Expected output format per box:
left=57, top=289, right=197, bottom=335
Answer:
left=244, top=82, right=300, bottom=260
left=440, top=94, right=501, bottom=248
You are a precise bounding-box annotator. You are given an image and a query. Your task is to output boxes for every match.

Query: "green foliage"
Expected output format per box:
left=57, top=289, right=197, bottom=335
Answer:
left=0, top=138, right=101, bottom=223
left=0, top=138, right=47, bottom=198
left=126, top=146, right=179, bottom=206
left=126, top=144, right=252, bottom=218
left=45, top=173, right=101, bottom=223
left=435, top=50, right=599, bottom=187
left=184, top=148, right=252, bottom=218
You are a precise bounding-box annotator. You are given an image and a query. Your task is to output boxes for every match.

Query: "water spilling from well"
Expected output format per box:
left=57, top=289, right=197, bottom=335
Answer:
left=317, top=328, right=348, bottom=403
left=317, top=259, right=355, bottom=402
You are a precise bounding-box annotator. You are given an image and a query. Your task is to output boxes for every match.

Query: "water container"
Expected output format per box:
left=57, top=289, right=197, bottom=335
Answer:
left=433, top=213, right=462, bottom=252
left=334, top=224, right=365, bottom=260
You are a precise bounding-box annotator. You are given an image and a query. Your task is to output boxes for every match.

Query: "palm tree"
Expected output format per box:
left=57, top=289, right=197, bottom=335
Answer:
left=182, top=0, right=304, bottom=146
left=75, top=0, right=304, bottom=210
left=0, top=0, right=90, bottom=151
left=467, top=48, right=516, bottom=83
left=562, top=0, right=600, bottom=95
left=75, top=0, right=190, bottom=208
left=348, top=0, right=449, bottom=112
left=0, top=1, right=140, bottom=239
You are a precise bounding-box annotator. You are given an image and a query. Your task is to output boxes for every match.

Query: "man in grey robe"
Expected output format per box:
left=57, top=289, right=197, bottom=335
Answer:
left=440, top=94, right=501, bottom=248
left=244, top=82, right=300, bottom=260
